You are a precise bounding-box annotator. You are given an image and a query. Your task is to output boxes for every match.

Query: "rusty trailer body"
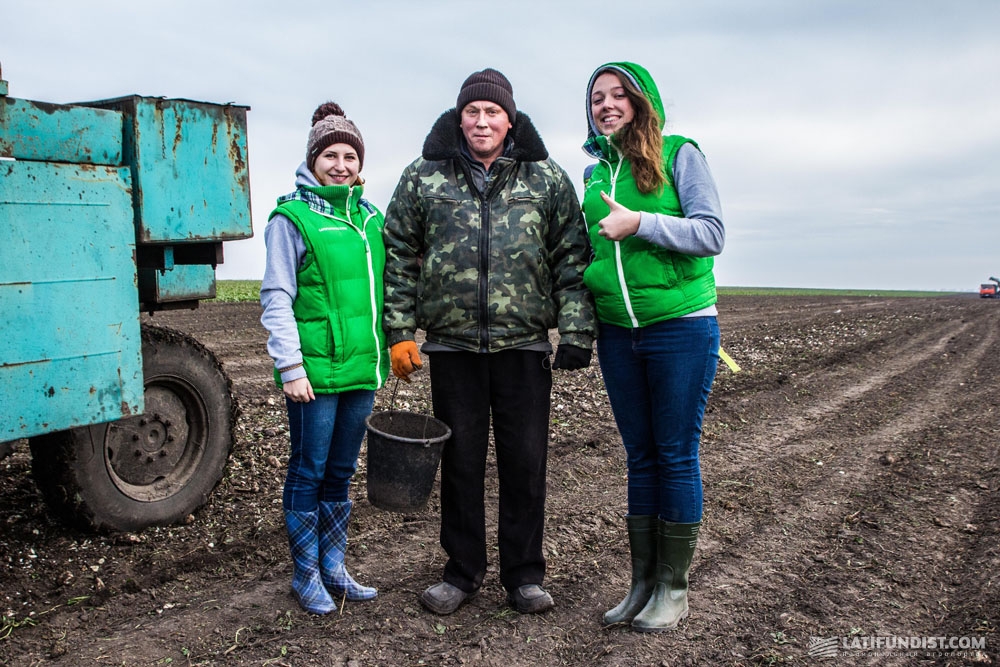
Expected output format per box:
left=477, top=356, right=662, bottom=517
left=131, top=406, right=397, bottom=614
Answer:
left=0, top=69, right=252, bottom=530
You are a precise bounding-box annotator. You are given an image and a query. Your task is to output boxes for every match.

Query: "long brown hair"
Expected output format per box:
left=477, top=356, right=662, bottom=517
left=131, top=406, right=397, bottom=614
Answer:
left=604, top=70, right=666, bottom=194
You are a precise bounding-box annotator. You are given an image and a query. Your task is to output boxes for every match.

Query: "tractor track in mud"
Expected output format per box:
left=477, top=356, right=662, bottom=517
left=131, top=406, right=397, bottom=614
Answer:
left=1, top=295, right=997, bottom=666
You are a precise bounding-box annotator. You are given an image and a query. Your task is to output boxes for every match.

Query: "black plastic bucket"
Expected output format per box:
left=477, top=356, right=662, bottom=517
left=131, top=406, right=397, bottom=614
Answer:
left=365, top=410, right=451, bottom=512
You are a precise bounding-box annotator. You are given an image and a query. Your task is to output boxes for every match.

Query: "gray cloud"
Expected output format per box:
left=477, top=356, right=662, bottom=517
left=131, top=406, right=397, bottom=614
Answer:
left=4, top=0, right=998, bottom=291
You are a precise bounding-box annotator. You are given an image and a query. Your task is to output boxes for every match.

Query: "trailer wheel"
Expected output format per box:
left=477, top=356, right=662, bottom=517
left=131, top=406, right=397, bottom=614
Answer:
left=29, top=325, right=236, bottom=532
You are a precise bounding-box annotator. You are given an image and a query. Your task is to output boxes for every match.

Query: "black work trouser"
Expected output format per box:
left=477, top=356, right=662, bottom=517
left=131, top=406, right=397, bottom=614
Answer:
left=428, top=349, right=552, bottom=594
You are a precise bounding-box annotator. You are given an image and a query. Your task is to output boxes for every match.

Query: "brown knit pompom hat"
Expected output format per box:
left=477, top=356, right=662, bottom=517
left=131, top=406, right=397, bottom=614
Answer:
left=306, top=102, right=365, bottom=171
left=456, top=68, right=517, bottom=123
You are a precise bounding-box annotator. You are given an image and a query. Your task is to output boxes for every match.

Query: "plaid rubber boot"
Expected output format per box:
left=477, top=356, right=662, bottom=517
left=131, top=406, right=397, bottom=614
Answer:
left=284, top=510, right=336, bottom=614
left=318, top=500, right=377, bottom=601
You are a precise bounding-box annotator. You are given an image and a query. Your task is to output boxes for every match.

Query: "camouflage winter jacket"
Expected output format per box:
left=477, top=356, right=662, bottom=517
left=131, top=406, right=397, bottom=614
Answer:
left=383, top=109, right=596, bottom=353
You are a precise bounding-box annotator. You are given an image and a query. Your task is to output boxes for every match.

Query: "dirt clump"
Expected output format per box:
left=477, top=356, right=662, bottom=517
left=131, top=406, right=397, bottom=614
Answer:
left=1, top=295, right=997, bottom=666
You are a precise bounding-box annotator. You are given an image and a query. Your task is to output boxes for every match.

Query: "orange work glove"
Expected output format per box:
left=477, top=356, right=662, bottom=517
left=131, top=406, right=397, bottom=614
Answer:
left=390, top=341, right=422, bottom=382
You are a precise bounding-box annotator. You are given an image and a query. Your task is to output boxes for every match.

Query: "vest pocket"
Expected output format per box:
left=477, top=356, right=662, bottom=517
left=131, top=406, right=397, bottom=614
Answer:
left=297, top=317, right=331, bottom=380
left=328, top=315, right=344, bottom=364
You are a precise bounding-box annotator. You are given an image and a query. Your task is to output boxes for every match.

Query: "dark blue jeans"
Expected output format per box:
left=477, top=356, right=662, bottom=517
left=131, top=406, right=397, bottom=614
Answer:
left=597, top=317, right=719, bottom=523
left=283, top=390, right=375, bottom=511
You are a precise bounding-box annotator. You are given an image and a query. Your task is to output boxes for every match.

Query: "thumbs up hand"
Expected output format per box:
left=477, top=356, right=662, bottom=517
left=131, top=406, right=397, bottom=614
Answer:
left=597, top=191, right=641, bottom=241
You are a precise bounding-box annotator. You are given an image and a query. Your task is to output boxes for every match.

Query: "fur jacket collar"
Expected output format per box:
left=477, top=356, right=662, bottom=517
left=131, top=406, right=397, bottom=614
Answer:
left=421, top=109, right=549, bottom=163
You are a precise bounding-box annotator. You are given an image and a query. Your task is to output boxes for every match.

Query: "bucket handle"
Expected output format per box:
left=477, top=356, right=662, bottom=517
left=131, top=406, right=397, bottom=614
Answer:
left=387, top=376, right=402, bottom=413
left=382, top=377, right=434, bottom=441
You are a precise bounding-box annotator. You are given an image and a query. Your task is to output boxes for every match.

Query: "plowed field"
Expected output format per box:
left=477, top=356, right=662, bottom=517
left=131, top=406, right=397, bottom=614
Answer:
left=2, top=295, right=997, bottom=666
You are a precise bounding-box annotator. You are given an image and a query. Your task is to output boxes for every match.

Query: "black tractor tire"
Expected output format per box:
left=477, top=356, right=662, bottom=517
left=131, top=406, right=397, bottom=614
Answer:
left=29, top=325, right=236, bottom=532
left=0, top=439, right=18, bottom=462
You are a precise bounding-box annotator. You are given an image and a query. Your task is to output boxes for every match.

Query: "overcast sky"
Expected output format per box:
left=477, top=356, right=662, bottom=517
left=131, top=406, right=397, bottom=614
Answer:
left=5, top=0, right=999, bottom=291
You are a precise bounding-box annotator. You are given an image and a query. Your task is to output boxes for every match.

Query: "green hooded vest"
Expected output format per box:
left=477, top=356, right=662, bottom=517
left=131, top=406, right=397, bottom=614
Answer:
left=582, top=61, right=717, bottom=328
left=270, top=184, right=388, bottom=392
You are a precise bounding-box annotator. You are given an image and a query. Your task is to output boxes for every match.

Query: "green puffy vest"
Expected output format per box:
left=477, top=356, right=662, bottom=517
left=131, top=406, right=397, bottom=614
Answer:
left=271, top=185, right=388, bottom=392
left=582, top=134, right=717, bottom=328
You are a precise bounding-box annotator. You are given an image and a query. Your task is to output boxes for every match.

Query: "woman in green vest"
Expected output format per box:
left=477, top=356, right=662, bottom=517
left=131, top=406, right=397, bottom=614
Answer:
left=582, top=62, right=725, bottom=632
left=260, top=102, right=388, bottom=614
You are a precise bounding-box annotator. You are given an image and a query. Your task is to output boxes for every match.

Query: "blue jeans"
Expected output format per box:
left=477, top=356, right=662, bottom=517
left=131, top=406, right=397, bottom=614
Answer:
left=283, top=390, right=375, bottom=511
left=597, top=317, right=719, bottom=523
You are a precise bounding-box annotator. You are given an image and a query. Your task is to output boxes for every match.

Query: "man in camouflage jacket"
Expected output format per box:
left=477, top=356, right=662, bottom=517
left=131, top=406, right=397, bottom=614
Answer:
left=383, top=68, right=595, bottom=616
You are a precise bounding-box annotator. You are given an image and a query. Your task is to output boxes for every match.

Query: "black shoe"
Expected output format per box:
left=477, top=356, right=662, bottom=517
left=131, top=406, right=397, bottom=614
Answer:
left=420, top=582, right=470, bottom=615
left=507, top=584, right=554, bottom=614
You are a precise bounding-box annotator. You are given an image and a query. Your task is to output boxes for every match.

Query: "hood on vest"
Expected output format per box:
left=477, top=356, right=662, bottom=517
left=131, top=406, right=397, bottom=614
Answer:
left=583, top=61, right=664, bottom=159
left=422, top=108, right=549, bottom=163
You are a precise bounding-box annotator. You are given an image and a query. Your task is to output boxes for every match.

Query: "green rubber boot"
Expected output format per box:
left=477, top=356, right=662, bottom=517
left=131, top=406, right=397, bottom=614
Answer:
left=603, top=515, right=657, bottom=626
left=631, top=521, right=700, bottom=632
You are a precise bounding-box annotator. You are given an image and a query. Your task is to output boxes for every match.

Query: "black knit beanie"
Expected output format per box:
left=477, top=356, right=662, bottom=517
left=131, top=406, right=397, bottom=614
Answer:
left=306, top=102, right=365, bottom=172
left=456, top=68, right=517, bottom=123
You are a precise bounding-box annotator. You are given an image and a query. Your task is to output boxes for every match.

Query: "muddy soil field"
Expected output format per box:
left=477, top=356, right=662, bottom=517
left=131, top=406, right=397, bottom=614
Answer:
left=1, top=295, right=998, bottom=666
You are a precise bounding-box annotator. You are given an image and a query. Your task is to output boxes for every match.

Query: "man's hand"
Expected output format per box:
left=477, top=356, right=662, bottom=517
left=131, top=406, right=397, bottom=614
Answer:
left=552, top=344, right=592, bottom=371
left=391, top=341, right=423, bottom=382
left=597, top=191, right=641, bottom=241
left=283, top=376, right=315, bottom=403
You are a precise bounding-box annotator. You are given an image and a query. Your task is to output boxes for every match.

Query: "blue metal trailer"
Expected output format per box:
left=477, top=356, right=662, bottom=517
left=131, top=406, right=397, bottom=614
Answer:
left=0, top=66, right=253, bottom=531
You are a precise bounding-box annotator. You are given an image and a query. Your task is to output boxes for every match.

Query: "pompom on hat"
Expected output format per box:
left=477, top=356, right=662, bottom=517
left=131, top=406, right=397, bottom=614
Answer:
left=456, top=68, right=517, bottom=123
left=306, top=102, right=365, bottom=171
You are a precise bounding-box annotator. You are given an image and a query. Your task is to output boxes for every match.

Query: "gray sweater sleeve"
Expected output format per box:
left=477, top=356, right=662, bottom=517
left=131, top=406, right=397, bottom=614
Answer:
left=259, top=214, right=309, bottom=383
left=634, top=142, right=725, bottom=257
